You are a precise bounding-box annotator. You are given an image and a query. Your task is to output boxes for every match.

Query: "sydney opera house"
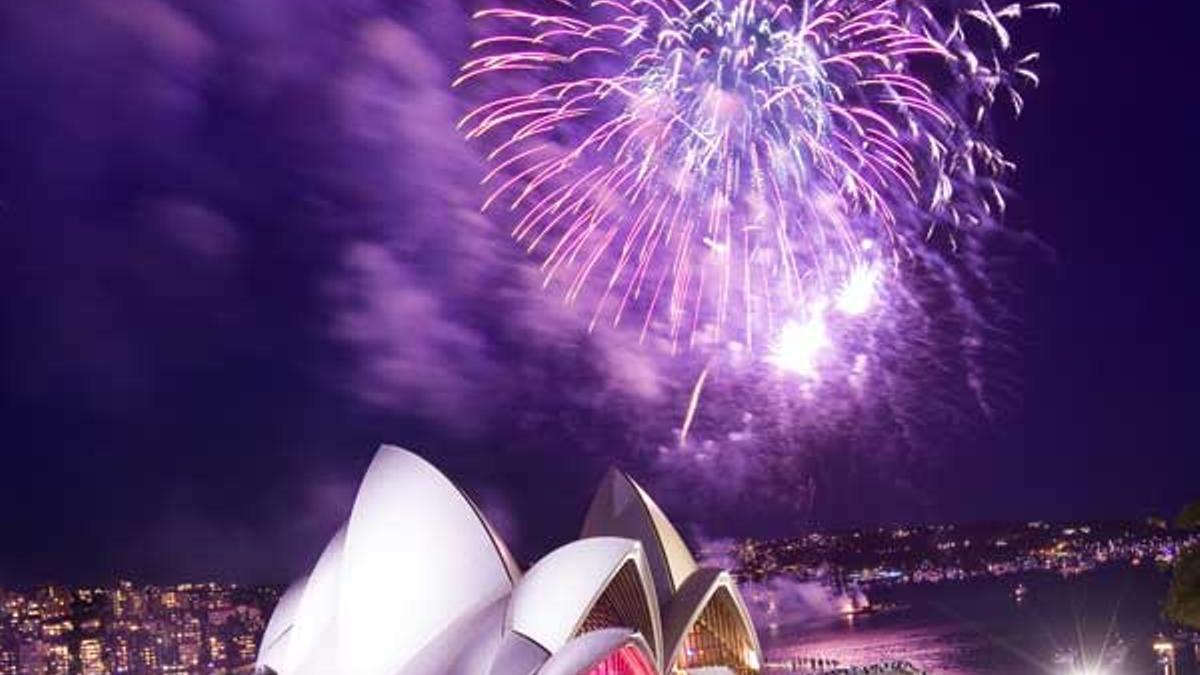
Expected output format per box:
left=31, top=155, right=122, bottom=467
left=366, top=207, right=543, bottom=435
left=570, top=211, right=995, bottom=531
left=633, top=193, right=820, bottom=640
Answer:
left=255, top=445, right=761, bottom=675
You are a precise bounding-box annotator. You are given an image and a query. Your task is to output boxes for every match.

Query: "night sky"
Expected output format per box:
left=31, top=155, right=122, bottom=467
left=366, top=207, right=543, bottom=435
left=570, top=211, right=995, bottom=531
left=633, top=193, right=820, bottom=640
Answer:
left=1, top=0, right=1196, bottom=588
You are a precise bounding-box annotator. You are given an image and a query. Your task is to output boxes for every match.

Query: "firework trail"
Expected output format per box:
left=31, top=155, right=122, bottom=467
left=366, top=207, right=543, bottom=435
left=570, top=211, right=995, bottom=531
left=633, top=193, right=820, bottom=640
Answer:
left=679, top=361, right=711, bottom=444
left=457, top=0, right=1056, bottom=373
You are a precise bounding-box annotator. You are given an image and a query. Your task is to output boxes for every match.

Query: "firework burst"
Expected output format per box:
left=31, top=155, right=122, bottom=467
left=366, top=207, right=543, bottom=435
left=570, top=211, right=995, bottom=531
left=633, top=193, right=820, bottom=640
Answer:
left=457, top=0, right=1056, bottom=367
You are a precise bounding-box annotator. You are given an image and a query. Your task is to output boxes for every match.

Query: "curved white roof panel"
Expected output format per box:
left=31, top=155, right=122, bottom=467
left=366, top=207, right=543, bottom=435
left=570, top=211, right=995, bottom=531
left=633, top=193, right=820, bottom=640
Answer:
left=256, top=575, right=306, bottom=672
left=403, top=595, right=516, bottom=675
left=472, top=497, right=523, bottom=582
left=538, top=628, right=657, bottom=675
left=508, top=537, right=662, bottom=666
left=284, top=526, right=344, bottom=672
left=582, top=469, right=698, bottom=604
left=487, top=630, right=550, bottom=675
left=337, top=445, right=518, bottom=675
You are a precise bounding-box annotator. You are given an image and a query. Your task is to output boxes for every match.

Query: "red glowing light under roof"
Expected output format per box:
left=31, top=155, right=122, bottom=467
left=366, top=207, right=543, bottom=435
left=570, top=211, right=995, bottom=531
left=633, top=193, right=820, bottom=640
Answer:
left=583, top=644, right=657, bottom=675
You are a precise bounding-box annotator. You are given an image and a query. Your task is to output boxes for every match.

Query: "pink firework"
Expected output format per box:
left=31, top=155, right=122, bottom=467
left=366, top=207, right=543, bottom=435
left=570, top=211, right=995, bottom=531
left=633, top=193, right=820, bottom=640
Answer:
left=457, top=0, right=1057, bottom=358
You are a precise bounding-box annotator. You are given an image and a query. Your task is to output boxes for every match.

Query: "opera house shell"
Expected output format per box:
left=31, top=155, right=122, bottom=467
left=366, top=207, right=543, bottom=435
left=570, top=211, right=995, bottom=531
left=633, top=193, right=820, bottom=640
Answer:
left=257, top=445, right=761, bottom=675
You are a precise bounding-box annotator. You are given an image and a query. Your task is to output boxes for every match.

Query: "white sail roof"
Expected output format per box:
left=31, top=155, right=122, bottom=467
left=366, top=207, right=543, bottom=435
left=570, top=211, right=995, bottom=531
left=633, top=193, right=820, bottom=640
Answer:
left=256, top=575, right=306, bottom=672
left=284, top=526, right=344, bottom=672
left=538, top=628, right=657, bottom=675
left=582, top=469, right=698, bottom=606
left=336, top=445, right=519, bottom=675
left=401, top=595, right=514, bottom=675
left=508, top=536, right=662, bottom=667
left=661, top=568, right=762, bottom=673
left=257, top=447, right=761, bottom=675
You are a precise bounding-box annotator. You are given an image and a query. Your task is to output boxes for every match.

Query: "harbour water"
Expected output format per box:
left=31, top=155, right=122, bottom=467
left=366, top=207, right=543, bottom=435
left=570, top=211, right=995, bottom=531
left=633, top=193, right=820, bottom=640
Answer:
left=761, top=565, right=1197, bottom=674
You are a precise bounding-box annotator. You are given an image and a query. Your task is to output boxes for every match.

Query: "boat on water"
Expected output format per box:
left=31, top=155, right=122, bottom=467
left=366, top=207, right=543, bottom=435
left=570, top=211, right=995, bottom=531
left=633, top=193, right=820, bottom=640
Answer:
left=1013, top=582, right=1028, bottom=601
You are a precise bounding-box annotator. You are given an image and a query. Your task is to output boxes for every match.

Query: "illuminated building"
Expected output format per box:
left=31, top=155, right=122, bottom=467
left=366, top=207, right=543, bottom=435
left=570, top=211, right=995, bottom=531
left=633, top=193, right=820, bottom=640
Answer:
left=181, top=616, right=202, bottom=668
left=256, top=445, right=761, bottom=675
left=232, top=634, right=257, bottom=663
left=112, top=581, right=145, bottom=621
left=0, top=632, right=17, bottom=675
left=207, top=634, right=227, bottom=665
left=45, top=643, right=70, bottom=675
left=109, top=634, right=132, bottom=674
left=79, top=637, right=107, bottom=675
left=158, top=591, right=180, bottom=611
left=37, top=587, right=71, bottom=622
left=137, top=641, right=160, bottom=671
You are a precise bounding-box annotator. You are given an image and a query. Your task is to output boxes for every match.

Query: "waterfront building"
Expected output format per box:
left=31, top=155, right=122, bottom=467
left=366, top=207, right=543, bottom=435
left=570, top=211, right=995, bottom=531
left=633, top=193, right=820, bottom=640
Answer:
left=79, top=637, right=106, bottom=675
left=256, top=445, right=761, bottom=675
left=0, top=632, right=17, bottom=675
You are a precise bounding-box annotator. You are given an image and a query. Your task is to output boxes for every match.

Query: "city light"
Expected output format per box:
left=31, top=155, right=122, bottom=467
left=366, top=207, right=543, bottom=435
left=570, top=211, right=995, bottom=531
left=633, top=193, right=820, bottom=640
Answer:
left=0, top=582, right=274, bottom=674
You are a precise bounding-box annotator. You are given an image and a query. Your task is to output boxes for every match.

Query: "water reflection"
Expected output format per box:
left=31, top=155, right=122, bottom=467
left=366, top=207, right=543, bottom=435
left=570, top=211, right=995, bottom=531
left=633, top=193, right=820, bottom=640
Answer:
left=758, top=566, right=1197, bottom=675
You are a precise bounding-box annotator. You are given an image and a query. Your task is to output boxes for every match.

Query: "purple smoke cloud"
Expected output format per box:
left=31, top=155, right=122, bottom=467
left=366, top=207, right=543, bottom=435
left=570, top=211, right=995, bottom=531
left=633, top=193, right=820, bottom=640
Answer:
left=0, top=0, right=1043, bottom=584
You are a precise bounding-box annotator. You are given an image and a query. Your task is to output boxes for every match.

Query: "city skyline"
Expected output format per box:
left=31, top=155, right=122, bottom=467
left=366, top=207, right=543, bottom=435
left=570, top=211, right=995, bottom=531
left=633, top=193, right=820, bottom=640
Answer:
left=2, top=515, right=1194, bottom=673
left=0, top=580, right=274, bottom=674
left=1, top=512, right=1192, bottom=591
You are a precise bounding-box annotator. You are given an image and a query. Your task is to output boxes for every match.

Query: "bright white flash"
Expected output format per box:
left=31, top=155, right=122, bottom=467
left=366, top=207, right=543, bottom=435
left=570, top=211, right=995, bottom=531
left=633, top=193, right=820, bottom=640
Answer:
left=768, top=263, right=877, bottom=376
left=836, top=264, right=880, bottom=316
left=768, top=313, right=830, bottom=376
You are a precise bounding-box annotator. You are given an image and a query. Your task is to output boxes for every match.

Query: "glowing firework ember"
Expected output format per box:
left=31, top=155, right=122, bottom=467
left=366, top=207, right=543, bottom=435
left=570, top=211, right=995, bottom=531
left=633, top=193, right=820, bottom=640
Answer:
left=458, top=0, right=1056, bottom=367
